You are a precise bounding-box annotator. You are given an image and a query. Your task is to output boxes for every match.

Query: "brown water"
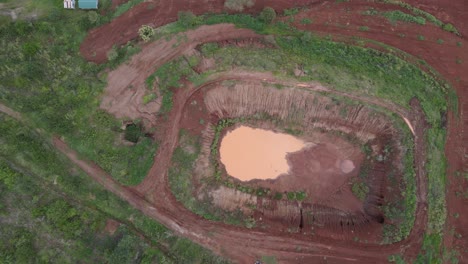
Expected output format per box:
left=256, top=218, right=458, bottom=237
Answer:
left=220, top=126, right=306, bottom=181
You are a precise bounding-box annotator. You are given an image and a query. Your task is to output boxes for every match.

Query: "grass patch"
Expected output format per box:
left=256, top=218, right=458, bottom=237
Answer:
left=358, top=26, right=370, bottom=31
left=300, top=18, right=312, bottom=25
left=0, top=114, right=228, bottom=263
left=351, top=181, right=369, bottom=201
left=383, top=10, right=426, bottom=25
left=378, top=0, right=460, bottom=35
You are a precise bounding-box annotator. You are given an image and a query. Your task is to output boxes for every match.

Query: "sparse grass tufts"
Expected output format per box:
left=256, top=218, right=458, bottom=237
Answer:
left=359, top=26, right=370, bottom=31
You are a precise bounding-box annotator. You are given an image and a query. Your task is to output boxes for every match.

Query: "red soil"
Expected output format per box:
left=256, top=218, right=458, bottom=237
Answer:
left=73, top=0, right=468, bottom=262
left=100, top=24, right=260, bottom=125
left=104, top=219, right=121, bottom=235
left=287, top=142, right=364, bottom=209
left=80, top=0, right=317, bottom=63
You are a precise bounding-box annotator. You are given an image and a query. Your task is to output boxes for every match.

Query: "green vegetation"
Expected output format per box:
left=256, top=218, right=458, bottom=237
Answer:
left=143, top=93, right=157, bottom=104
left=351, top=181, right=369, bottom=201
left=383, top=10, right=426, bottom=25
left=138, top=24, right=155, bottom=42
left=381, top=116, right=416, bottom=244
left=0, top=3, right=455, bottom=261
left=0, top=115, right=227, bottom=263
left=0, top=4, right=157, bottom=186
left=417, top=35, right=425, bottom=41
left=259, top=7, right=276, bottom=24
left=146, top=57, right=201, bottom=114
left=124, top=123, right=143, bottom=143
left=110, top=0, right=144, bottom=18
left=442, top=23, right=458, bottom=34
left=169, top=129, right=246, bottom=226
left=378, top=0, right=460, bottom=35
left=362, top=8, right=379, bottom=16
left=286, top=191, right=307, bottom=201
left=388, top=254, right=406, bottom=263
left=300, top=18, right=312, bottom=25
left=359, top=26, right=370, bottom=31
left=283, top=8, right=300, bottom=16
left=177, top=11, right=202, bottom=28
left=437, top=38, right=444, bottom=44
left=261, top=255, right=278, bottom=264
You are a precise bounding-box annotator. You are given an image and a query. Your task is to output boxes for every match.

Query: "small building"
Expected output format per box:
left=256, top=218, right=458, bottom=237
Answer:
left=64, top=0, right=75, bottom=9
left=78, top=0, right=98, bottom=9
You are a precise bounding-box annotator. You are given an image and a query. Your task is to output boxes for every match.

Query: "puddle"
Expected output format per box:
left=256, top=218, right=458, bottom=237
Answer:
left=220, top=126, right=306, bottom=181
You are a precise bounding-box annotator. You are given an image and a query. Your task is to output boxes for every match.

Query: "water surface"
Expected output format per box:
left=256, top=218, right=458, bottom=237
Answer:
left=220, top=126, right=306, bottom=181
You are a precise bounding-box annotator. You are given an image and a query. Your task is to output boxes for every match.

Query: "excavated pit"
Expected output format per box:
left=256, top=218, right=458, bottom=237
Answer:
left=179, top=80, right=407, bottom=239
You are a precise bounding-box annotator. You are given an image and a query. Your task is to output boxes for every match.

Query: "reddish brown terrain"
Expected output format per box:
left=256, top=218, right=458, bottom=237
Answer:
left=63, top=0, right=468, bottom=262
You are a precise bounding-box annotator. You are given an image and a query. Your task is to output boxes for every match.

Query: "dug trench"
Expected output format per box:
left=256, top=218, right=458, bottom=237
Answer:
left=178, top=79, right=410, bottom=242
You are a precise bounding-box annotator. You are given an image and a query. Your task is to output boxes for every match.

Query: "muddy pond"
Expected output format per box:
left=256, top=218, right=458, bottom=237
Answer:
left=220, top=126, right=307, bottom=181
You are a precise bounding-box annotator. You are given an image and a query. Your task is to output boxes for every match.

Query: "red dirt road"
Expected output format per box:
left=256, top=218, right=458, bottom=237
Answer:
left=81, top=0, right=318, bottom=63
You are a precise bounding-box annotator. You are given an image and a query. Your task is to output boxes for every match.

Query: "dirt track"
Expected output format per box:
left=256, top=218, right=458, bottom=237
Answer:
left=4, top=0, right=466, bottom=262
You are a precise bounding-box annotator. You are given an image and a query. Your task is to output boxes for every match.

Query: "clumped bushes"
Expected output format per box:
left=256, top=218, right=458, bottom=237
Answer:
left=224, top=0, right=255, bottom=12
left=138, top=24, right=154, bottom=42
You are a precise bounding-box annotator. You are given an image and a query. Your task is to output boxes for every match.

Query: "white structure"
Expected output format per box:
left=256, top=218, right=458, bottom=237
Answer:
left=64, top=0, right=75, bottom=9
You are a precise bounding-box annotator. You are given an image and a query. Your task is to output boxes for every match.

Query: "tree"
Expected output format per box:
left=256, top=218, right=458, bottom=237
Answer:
left=259, top=7, right=276, bottom=24
left=138, top=25, right=154, bottom=42
left=224, top=0, right=255, bottom=12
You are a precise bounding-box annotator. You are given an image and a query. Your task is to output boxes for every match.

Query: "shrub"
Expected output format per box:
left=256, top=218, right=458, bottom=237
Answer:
left=442, top=23, right=458, bottom=34
left=259, top=7, right=276, bottom=24
left=300, top=18, right=312, bottom=25
left=283, top=8, right=299, bottom=16
left=359, top=26, right=370, bottom=31
left=177, top=11, right=200, bottom=28
left=224, top=0, right=255, bottom=12
left=87, top=11, right=99, bottom=24
left=124, top=123, right=143, bottom=143
left=106, top=45, right=118, bottom=61
left=138, top=25, right=154, bottom=42
left=383, top=10, right=426, bottom=25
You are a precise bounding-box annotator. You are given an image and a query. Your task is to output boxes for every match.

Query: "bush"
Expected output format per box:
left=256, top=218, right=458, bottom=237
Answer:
left=138, top=25, right=154, bottom=42
left=177, top=11, right=200, bottom=28
left=124, top=123, right=143, bottom=143
left=106, top=45, right=118, bottom=61
left=300, top=18, right=312, bottom=25
left=87, top=11, right=99, bottom=25
left=224, top=0, right=254, bottom=12
left=442, top=23, right=458, bottom=34
left=259, top=7, right=276, bottom=24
